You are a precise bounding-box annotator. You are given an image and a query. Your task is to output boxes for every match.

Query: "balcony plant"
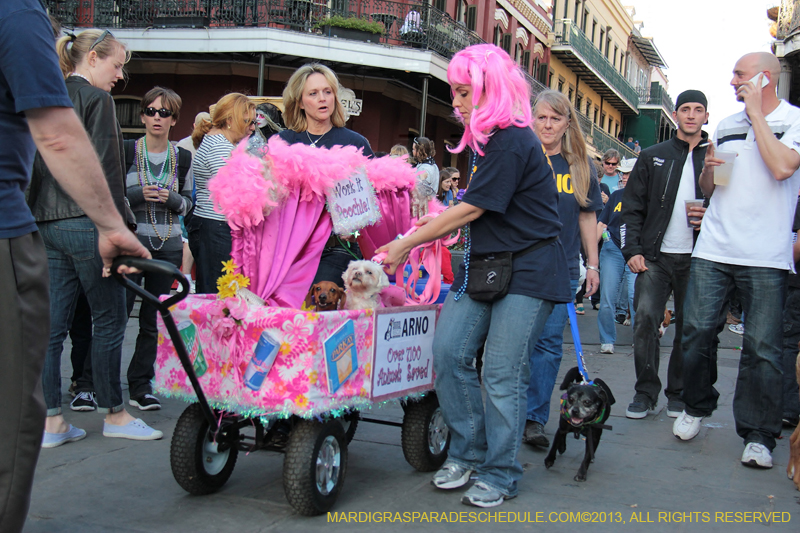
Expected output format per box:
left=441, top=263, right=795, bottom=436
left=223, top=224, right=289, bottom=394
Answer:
left=314, top=15, right=385, bottom=42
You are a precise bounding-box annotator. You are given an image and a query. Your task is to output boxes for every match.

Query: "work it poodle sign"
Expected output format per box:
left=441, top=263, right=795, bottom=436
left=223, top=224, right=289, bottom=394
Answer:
left=371, top=306, right=438, bottom=402
left=326, top=167, right=381, bottom=236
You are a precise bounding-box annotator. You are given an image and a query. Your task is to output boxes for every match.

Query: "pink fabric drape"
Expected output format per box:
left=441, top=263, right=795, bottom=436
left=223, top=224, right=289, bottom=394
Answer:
left=356, top=188, right=413, bottom=263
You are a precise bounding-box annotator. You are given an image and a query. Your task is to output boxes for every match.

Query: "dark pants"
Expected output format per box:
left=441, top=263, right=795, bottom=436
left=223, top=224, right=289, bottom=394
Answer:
left=69, top=290, right=92, bottom=384
left=313, top=242, right=362, bottom=287
left=0, top=233, right=49, bottom=533
left=125, top=248, right=183, bottom=397
left=187, top=215, right=232, bottom=294
left=782, top=286, right=800, bottom=421
left=632, top=253, right=691, bottom=404
left=681, top=258, right=786, bottom=450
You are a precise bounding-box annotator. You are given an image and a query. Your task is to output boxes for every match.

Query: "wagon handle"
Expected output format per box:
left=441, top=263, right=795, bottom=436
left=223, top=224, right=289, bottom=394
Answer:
left=112, top=256, right=219, bottom=432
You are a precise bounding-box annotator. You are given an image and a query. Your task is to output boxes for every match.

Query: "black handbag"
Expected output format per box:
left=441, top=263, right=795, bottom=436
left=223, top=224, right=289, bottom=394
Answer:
left=466, top=236, right=558, bottom=302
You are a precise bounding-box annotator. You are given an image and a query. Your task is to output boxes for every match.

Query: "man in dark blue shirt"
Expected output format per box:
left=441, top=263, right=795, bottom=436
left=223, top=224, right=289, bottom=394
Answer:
left=0, top=3, right=148, bottom=531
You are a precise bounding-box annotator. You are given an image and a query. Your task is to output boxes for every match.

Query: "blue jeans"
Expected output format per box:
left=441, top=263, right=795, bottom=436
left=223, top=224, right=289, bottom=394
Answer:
left=39, top=217, right=127, bottom=415
left=187, top=215, right=232, bottom=294
left=434, top=291, right=554, bottom=497
left=525, top=278, right=578, bottom=426
left=681, top=258, right=786, bottom=450
left=597, top=241, right=636, bottom=344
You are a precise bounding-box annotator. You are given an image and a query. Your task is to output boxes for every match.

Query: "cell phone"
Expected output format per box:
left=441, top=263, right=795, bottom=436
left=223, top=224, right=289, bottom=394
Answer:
left=748, top=72, right=769, bottom=88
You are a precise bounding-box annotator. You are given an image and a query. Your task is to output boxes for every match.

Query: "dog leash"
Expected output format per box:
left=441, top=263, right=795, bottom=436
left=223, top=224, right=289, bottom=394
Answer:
left=566, top=302, right=593, bottom=384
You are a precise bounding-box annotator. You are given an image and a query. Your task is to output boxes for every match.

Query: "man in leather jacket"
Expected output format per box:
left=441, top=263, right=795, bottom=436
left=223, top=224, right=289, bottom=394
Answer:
left=620, top=90, right=710, bottom=420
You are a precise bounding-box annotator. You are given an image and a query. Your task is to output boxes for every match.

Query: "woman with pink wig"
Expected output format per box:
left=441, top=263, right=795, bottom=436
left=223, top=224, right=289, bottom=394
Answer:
left=377, top=44, right=571, bottom=507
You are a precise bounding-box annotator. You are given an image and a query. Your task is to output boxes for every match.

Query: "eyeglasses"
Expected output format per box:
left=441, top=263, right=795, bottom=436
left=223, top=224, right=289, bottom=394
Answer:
left=604, top=160, right=619, bottom=166
left=143, top=107, right=174, bottom=118
left=245, top=119, right=257, bottom=126
left=89, top=29, right=112, bottom=52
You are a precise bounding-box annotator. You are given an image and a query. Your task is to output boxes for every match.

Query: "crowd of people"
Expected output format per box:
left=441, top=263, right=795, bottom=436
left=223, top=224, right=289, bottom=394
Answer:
left=2, top=2, right=800, bottom=528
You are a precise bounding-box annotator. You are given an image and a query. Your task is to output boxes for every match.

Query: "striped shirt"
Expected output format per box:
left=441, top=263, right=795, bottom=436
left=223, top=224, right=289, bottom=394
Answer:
left=193, top=133, right=234, bottom=221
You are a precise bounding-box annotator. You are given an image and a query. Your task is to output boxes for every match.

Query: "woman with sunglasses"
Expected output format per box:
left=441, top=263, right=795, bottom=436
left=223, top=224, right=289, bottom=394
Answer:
left=377, top=44, right=571, bottom=507
left=278, top=63, right=373, bottom=287
left=188, top=93, right=256, bottom=294
left=121, top=87, right=193, bottom=411
left=438, top=166, right=460, bottom=206
left=30, top=29, right=162, bottom=445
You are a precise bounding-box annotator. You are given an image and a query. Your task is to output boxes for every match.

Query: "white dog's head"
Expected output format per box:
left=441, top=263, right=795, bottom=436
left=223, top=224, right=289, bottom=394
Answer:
left=342, top=260, right=389, bottom=309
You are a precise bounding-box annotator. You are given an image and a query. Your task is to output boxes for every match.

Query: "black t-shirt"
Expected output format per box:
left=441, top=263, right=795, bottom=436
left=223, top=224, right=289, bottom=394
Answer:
left=549, top=153, right=603, bottom=279
left=277, top=127, right=374, bottom=157
left=453, top=126, right=572, bottom=303
left=790, top=197, right=800, bottom=289
left=599, top=188, right=625, bottom=248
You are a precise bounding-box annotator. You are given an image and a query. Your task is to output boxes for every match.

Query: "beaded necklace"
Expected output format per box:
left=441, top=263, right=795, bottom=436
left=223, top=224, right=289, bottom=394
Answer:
left=452, top=149, right=479, bottom=301
left=135, top=137, right=178, bottom=251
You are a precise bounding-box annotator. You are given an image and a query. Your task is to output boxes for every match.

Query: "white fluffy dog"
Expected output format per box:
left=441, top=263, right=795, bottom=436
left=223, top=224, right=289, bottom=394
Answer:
left=342, top=260, right=389, bottom=310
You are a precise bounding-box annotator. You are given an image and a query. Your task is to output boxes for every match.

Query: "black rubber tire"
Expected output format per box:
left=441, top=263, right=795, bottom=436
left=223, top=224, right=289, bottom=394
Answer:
left=401, top=392, right=450, bottom=472
left=340, top=410, right=359, bottom=444
left=170, top=403, right=238, bottom=495
left=283, top=419, right=348, bottom=516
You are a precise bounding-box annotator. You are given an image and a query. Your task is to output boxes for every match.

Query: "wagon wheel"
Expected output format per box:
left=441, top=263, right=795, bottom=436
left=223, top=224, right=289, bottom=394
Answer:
left=401, top=392, right=450, bottom=472
left=283, top=419, right=348, bottom=516
left=171, top=403, right=238, bottom=495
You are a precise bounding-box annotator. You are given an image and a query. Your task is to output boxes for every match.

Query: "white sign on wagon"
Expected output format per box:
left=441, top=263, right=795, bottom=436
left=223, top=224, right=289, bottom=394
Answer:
left=371, top=305, right=438, bottom=403
left=326, top=167, right=381, bottom=236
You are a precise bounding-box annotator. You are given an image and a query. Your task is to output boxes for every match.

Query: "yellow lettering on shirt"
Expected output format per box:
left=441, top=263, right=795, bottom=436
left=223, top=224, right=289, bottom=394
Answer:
left=555, top=173, right=574, bottom=194
left=613, top=201, right=622, bottom=212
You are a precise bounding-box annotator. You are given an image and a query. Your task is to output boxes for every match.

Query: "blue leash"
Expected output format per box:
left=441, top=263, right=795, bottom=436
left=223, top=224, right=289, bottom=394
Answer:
left=566, top=302, right=593, bottom=384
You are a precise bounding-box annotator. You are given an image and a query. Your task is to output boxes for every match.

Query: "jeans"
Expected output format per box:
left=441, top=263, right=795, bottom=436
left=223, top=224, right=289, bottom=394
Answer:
left=39, top=217, right=127, bottom=415
left=187, top=215, right=232, bottom=294
left=631, top=252, right=691, bottom=404
left=125, top=248, right=183, bottom=398
left=434, top=291, right=554, bottom=497
left=597, top=241, right=636, bottom=345
left=525, top=278, right=578, bottom=426
left=681, top=258, right=786, bottom=450
left=782, top=286, right=800, bottom=420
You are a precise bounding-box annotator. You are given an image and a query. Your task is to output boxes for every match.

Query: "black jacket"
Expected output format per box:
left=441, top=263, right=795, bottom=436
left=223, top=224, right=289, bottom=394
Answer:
left=620, top=131, right=709, bottom=262
left=28, top=76, right=127, bottom=222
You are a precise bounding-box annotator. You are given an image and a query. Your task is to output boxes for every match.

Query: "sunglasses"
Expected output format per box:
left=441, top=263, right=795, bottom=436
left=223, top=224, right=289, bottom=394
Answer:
left=604, top=161, right=619, bottom=166
left=245, top=119, right=257, bottom=126
left=89, top=29, right=112, bottom=51
left=143, top=107, right=174, bottom=118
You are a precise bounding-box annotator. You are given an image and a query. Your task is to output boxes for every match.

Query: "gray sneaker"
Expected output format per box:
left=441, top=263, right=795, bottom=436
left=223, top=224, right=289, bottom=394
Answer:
left=625, top=396, right=655, bottom=419
left=432, top=462, right=473, bottom=489
left=461, top=481, right=513, bottom=508
left=666, top=398, right=685, bottom=418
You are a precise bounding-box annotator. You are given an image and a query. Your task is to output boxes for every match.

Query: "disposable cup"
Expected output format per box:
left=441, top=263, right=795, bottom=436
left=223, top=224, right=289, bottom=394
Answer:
left=685, top=199, right=704, bottom=228
left=713, top=150, right=737, bottom=186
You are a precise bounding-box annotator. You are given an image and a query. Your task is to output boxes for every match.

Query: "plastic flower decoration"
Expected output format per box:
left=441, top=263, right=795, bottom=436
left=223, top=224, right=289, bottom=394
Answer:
left=216, top=259, right=250, bottom=299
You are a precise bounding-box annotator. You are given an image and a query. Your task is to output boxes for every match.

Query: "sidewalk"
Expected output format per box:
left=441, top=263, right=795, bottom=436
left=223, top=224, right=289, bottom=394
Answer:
left=25, top=310, right=799, bottom=532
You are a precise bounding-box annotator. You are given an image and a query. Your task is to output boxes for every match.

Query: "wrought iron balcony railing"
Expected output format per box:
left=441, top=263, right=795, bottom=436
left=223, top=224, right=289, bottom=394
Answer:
left=572, top=109, right=637, bottom=159
left=553, top=19, right=639, bottom=110
left=637, top=84, right=674, bottom=115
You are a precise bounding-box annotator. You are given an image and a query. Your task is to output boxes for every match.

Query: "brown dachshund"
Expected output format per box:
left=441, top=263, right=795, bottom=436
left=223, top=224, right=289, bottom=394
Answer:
left=788, top=348, right=800, bottom=490
left=306, top=281, right=346, bottom=312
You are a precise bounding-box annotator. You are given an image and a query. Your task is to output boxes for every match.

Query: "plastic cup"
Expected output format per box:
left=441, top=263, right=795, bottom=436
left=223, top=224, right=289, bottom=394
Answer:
left=713, top=150, right=737, bottom=186
left=685, top=199, right=704, bottom=228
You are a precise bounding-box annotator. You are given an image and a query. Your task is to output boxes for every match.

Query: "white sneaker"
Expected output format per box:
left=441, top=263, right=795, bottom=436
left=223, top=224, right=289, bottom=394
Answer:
left=741, top=442, right=772, bottom=469
left=672, top=411, right=703, bottom=441
left=728, top=323, right=744, bottom=335
left=600, top=344, right=614, bottom=354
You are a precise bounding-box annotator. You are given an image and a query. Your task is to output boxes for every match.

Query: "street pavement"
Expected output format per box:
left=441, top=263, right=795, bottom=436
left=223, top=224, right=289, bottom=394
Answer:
left=25, top=306, right=800, bottom=532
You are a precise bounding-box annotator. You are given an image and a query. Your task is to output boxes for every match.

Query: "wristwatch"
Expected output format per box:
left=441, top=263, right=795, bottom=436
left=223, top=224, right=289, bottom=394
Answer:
left=586, top=265, right=600, bottom=273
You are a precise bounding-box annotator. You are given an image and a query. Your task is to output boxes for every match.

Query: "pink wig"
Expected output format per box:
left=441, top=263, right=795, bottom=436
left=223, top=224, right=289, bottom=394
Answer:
left=447, top=44, right=532, bottom=155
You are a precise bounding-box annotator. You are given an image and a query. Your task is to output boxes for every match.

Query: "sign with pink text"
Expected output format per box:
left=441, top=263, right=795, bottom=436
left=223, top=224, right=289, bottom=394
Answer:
left=326, top=167, right=381, bottom=235
left=371, top=305, right=438, bottom=402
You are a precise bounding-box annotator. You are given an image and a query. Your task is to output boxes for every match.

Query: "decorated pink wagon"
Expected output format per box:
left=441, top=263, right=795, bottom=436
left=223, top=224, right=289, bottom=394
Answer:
left=113, top=136, right=455, bottom=515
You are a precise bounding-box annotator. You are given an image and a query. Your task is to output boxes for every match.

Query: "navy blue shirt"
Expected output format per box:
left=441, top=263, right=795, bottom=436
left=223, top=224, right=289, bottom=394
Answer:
left=278, top=126, right=374, bottom=157
left=0, top=1, right=73, bottom=238
left=599, top=188, right=625, bottom=248
left=549, top=153, right=603, bottom=280
left=453, top=126, right=572, bottom=303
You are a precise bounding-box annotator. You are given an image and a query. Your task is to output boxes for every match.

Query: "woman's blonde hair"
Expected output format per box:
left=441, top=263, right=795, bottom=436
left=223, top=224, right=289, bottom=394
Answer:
left=191, top=93, right=255, bottom=149
left=390, top=144, right=409, bottom=157
left=533, top=90, right=591, bottom=207
left=55, top=29, right=130, bottom=80
left=282, top=63, right=345, bottom=132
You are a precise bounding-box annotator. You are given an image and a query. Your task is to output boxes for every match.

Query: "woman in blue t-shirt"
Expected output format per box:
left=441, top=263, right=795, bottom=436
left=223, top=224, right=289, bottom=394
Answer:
left=377, top=44, right=571, bottom=508
left=522, top=90, right=602, bottom=449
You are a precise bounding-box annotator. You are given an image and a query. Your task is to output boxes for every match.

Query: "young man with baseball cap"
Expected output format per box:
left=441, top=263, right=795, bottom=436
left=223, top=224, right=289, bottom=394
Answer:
left=621, top=89, right=710, bottom=419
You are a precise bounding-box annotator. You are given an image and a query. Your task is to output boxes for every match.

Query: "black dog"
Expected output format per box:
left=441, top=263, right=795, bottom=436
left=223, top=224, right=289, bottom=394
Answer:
left=544, top=366, right=615, bottom=482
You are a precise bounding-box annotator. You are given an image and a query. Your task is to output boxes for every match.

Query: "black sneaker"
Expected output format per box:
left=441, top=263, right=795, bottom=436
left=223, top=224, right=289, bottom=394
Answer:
left=129, top=393, right=162, bottom=411
left=614, top=313, right=627, bottom=325
left=625, top=396, right=655, bottom=419
left=782, top=414, right=799, bottom=427
left=522, top=420, right=549, bottom=447
left=70, top=391, right=97, bottom=412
